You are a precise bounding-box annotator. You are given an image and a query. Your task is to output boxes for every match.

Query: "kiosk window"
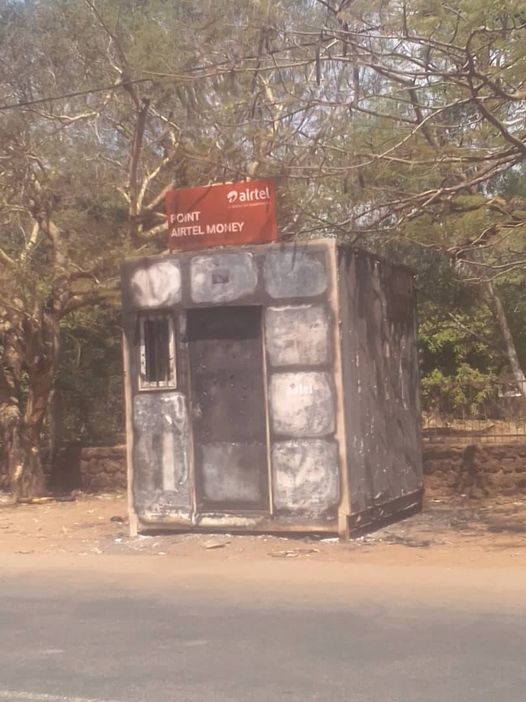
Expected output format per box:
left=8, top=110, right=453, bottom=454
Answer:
left=138, top=313, right=176, bottom=389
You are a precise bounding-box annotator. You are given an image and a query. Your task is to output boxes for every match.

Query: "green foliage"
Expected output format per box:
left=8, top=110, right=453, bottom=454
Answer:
left=418, top=304, right=502, bottom=417
left=382, top=244, right=517, bottom=418
left=56, top=306, right=124, bottom=444
left=498, top=272, right=526, bottom=368
left=421, top=365, right=498, bottom=418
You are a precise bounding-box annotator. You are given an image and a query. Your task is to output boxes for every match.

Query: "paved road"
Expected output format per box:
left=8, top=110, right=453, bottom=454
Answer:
left=0, top=555, right=525, bottom=702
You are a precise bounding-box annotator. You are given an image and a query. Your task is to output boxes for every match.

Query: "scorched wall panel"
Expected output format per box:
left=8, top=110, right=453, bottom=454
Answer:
left=337, top=247, right=423, bottom=520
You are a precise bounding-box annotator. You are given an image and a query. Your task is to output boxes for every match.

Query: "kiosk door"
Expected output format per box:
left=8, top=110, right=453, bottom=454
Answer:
left=187, top=306, right=269, bottom=512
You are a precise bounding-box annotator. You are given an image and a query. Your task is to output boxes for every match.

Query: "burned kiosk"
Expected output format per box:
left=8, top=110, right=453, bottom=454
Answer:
left=121, top=239, right=423, bottom=538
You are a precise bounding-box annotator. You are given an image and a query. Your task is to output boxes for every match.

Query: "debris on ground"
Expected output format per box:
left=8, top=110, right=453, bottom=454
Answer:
left=0, top=491, right=525, bottom=564
left=18, top=497, right=54, bottom=505
left=205, top=541, right=230, bottom=550
left=269, top=548, right=320, bottom=558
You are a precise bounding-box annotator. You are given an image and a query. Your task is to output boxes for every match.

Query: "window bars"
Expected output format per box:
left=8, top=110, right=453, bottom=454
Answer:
left=138, top=312, right=176, bottom=390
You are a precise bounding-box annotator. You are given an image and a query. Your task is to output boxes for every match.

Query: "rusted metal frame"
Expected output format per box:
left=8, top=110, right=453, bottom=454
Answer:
left=260, top=307, right=275, bottom=516
left=348, top=488, right=424, bottom=536
left=137, top=515, right=338, bottom=534
left=326, top=241, right=352, bottom=540
left=180, top=307, right=199, bottom=525
left=122, top=326, right=139, bottom=537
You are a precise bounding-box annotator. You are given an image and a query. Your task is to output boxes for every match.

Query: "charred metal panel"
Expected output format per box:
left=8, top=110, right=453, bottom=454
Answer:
left=187, top=306, right=269, bottom=511
left=124, top=259, right=182, bottom=309
left=200, top=442, right=267, bottom=505
left=337, top=248, right=423, bottom=517
left=190, top=252, right=257, bottom=303
left=272, top=439, right=339, bottom=515
left=263, top=249, right=327, bottom=298
left=269, top=371, right=335, bottom=437
left=265, top=305, right=330, bottom=367
left=348, top=490, right=423, bottom=536
left=132, top=392, right=191, bottom=520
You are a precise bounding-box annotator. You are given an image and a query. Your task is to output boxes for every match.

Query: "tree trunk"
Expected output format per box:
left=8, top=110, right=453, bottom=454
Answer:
left=458, top=257, right=526, bottom=400
left=48, top=384, right=64, bottom=491
left=485, top=281, right=526, bottom=400
left=0, top=401, right=17, bottom=492
left=0, top=310, right=60, bottom=500
left=6, top=418, right=46, bottom=499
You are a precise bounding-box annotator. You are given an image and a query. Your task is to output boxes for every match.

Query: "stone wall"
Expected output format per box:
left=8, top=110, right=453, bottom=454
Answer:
left=70, top=441, right=526, bottom=500
left=424, top=441, right=526, bottom=499
left=79, top=446, right=127, bottom=492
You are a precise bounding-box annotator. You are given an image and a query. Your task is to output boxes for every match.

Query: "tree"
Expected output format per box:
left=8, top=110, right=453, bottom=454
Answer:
left=0, top=0, right=124, bottom=497
left=306, top=0, right=526, bottom=390
left=0, top=0, right=309, bottom=496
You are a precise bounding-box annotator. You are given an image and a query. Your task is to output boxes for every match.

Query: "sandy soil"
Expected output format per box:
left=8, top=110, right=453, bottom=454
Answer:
left=1, top=491, right=526, bottom=571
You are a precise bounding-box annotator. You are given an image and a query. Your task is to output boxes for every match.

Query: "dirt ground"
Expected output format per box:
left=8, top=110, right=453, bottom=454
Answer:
left=1, top=491, right=526, bottom=570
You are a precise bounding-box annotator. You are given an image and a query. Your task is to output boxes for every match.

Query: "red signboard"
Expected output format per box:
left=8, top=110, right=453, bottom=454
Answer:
left=165, top=179, right=278, bottom=251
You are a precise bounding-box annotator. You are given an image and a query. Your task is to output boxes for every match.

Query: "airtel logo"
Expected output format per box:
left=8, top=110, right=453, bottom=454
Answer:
left=226, top=185, right=271, bottom=204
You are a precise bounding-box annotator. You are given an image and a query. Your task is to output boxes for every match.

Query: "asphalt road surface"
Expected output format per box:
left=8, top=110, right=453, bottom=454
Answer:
left=0, top=554, right=525, bottom=702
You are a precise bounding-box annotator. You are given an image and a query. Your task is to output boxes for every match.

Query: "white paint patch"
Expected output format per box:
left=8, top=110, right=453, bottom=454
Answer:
left=190, top=252, right=257, bottom=303
left=129, top=259, right=181, bottom=308
left=269, top=372, right=335, bottom=437
left=196, top=515, right=262, bottom=528
left=133, top=392, right=191, bottom=511
left=161, top=429, right=176, bottom=491
left=265, top=305, right=330, bottom=367
left=0, top=690, right=122, bottom=702
left=272, top=439, right=340, bottom=512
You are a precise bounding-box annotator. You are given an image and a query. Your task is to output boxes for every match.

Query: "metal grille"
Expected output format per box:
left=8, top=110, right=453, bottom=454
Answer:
left=138, top=313, right=176, bottom=390
left=422, top=380, right=526, bottom=442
